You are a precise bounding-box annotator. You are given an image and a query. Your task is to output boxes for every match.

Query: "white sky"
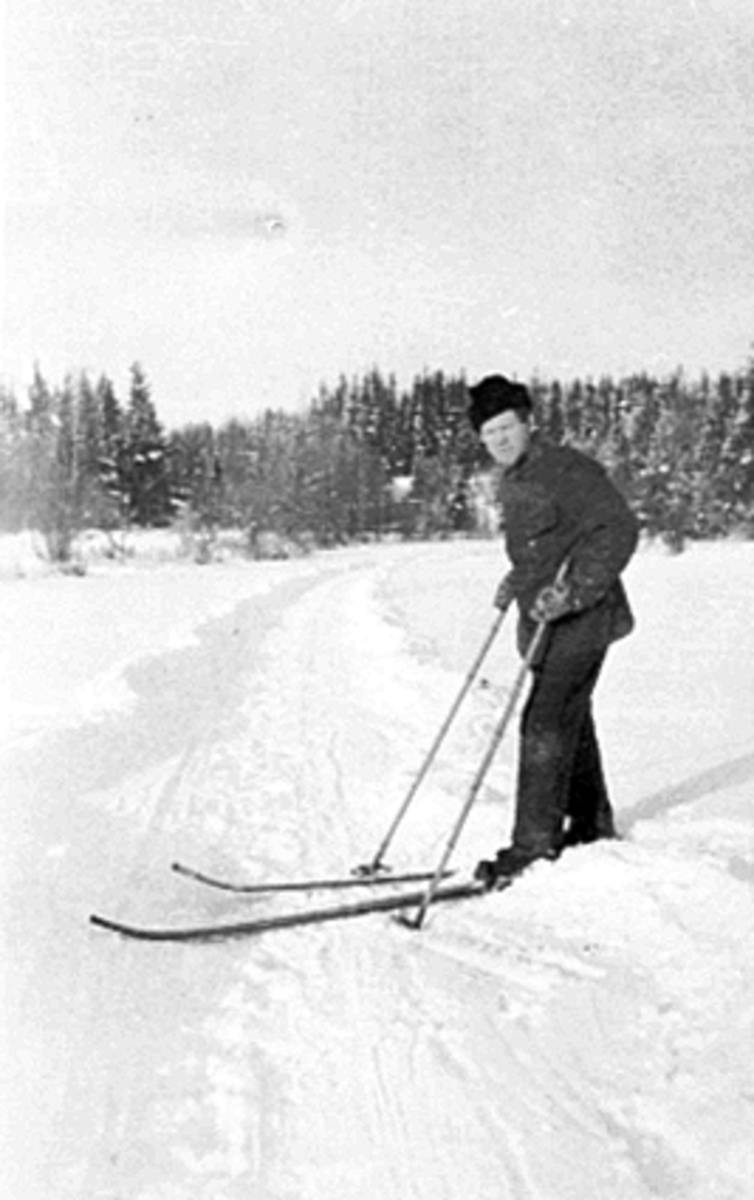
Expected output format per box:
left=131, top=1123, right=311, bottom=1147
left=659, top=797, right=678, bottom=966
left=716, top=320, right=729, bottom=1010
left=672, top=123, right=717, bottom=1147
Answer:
left=3, top=0, right=754, bottom=427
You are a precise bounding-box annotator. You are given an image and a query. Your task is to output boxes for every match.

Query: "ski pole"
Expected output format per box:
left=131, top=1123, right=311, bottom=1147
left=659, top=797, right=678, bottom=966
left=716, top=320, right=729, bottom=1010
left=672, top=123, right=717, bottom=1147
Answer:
left=354, top=604, right=510, bottom=876
left=402, top=559, right=570, bottom=929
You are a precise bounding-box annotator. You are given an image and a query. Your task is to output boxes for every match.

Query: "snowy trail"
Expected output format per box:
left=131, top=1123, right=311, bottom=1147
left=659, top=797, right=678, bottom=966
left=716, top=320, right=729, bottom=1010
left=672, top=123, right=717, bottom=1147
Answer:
left=2, top=542, right=753, bottom=1198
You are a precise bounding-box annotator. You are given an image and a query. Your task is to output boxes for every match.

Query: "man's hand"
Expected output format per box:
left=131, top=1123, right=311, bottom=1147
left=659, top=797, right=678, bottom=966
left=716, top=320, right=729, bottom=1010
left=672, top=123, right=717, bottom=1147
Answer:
left=494, top=573, right=515, bottom=612
left=530, top=580, right=572, bottom=623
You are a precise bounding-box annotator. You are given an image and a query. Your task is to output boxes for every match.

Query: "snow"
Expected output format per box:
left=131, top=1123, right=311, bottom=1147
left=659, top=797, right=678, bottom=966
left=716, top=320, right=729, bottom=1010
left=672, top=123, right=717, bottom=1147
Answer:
left=1, top=536, right=753, bottom=1199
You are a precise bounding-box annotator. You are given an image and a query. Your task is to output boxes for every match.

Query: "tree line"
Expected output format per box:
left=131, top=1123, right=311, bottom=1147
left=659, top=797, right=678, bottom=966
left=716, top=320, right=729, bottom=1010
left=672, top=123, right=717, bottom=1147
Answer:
left=1, top=356, right=753, bottom=562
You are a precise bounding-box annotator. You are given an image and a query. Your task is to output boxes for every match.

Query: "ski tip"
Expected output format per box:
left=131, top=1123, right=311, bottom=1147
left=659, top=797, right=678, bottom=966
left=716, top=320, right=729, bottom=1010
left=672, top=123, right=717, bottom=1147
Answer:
left=171, top=861, right=201, bottom=882
left=89, top=913, right=121, bottom=934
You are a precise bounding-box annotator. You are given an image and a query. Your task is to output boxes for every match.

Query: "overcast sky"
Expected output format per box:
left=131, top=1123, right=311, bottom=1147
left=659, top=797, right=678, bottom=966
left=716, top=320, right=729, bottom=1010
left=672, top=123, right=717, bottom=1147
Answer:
left=4, top=0, right=754, bottom=427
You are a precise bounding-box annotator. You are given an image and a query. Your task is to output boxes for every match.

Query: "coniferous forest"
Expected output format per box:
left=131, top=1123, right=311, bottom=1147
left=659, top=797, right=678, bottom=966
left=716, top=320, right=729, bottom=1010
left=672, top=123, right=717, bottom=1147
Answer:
left=1, top=356, right=753, bottom=563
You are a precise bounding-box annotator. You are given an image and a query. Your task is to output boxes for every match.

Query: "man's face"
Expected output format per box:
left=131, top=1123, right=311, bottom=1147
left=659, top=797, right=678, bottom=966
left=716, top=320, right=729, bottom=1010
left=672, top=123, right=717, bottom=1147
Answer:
left=480, top=409, right=530, bottom=468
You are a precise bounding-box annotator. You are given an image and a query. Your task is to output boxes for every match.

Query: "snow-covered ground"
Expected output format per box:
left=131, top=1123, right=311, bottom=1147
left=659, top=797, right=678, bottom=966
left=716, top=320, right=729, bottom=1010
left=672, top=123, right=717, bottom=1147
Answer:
left=1, top=535, right=753, bottom=1199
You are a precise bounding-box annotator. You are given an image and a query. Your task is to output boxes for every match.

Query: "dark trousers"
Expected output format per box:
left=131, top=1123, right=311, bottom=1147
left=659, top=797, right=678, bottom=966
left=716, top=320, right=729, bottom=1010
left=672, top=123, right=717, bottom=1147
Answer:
left=511, top=637, right=614, bottom=854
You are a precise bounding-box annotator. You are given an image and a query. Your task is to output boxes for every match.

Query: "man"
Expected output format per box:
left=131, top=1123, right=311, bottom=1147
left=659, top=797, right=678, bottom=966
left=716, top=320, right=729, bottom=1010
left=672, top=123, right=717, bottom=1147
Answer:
left=467, top=375, right=639, bottom=887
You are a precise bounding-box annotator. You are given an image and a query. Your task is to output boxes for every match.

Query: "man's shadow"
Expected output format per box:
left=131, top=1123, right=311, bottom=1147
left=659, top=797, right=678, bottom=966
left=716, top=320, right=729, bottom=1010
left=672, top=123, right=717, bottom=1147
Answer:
left=621, top=749, right=754, bottom=831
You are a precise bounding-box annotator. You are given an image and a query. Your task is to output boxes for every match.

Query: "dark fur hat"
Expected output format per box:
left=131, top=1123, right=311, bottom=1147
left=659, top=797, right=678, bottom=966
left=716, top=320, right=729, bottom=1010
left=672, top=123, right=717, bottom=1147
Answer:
left=467, top=375, right=532, bottom=431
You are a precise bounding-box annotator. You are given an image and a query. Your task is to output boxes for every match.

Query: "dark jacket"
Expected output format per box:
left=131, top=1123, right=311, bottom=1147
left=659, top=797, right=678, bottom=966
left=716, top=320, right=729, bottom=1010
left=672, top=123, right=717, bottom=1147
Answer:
left=500, top=437, right=639, bottom=659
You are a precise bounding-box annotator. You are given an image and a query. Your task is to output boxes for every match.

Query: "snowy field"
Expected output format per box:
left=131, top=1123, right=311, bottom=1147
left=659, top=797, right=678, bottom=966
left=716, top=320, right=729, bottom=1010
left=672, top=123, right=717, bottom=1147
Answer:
left=1, top=534, right=753, bottom=1199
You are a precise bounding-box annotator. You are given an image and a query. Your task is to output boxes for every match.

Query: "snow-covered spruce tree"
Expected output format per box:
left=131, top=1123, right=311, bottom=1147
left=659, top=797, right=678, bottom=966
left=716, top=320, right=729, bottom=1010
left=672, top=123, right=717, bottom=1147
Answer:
left=535, top=378, right=565, bottom=445
left=20, top=368, right=80, bottom=564
left=305, top=391, right=355, bottom=545
left=401, top=370, right=476, bottom=538
left=23, top=371, right=121, bottom=564
left=0, top=386, right=25, bottom=532
left=717, top=358, right=754, bottom=534
left=93, top=374, right=131, bottom=547
left=167, top=422, right=224, bottom=560
left=120, top=363, right=173, bottom=527
left=72, top=372, right=119, bottom=533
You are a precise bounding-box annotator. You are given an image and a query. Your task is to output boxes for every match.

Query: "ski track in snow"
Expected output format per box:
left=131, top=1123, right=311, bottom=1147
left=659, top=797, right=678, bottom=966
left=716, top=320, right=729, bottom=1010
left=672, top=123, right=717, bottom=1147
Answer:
left=1, top=542, right=753, bottom=1198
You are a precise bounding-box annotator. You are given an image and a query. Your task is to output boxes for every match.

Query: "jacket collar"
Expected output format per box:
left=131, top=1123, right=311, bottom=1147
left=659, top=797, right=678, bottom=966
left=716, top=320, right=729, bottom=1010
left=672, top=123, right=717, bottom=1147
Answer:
left=504, top=432, right=541, bottom=478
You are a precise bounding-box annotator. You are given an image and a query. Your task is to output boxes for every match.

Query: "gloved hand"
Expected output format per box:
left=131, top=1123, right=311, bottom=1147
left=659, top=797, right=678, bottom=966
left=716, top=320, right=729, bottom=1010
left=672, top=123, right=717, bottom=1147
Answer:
left=493, top=572, right=515, bottom=612
left=530, top=580, right=572, bottom=623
